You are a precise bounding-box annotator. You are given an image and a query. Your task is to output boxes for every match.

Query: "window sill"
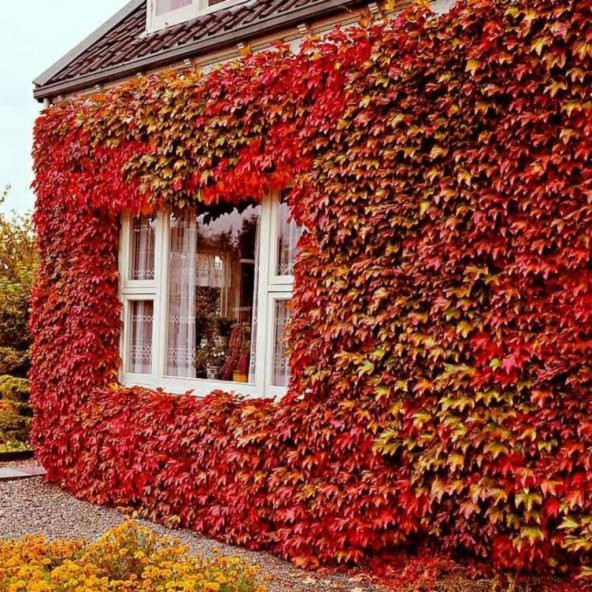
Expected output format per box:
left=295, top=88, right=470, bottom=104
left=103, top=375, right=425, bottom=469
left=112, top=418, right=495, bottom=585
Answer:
left=121, top=375, right=285, bottom=399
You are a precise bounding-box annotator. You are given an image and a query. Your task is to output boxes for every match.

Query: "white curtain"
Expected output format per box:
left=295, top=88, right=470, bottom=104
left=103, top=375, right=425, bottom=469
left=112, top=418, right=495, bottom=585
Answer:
left=167, top=213, right=197, bottom=378
left=277, top=203, right=302, bottom=276
left=129, top=300, right=153, bottom=374
left=273, top=300, right=290, bottom=387
left=131, top=216, right=155, bottom=281
left=248, top=217, right=261, bottom=383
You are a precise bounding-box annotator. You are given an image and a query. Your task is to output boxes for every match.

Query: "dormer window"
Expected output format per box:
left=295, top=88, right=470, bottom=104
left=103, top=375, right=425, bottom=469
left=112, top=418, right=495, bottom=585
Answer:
left=156, top=0, right=192, bottom=16
left=148, top=0, right=244, bottom=32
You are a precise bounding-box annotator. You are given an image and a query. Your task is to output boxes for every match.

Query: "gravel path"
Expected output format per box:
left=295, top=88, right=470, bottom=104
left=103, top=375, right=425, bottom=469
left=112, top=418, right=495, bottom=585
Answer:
left=0, top=463, right=379, bottom=592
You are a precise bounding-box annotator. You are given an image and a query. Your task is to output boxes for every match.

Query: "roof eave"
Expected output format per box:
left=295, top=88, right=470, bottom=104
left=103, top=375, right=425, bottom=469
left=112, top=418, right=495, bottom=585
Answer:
left=34, top=0, right=363, bottom=102
left=34, top=0, right=145, bottom=89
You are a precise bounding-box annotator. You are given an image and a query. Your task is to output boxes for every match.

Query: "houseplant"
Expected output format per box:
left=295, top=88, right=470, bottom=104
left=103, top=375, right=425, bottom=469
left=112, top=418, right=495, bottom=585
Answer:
left=194, top=345, right=227, bottom=380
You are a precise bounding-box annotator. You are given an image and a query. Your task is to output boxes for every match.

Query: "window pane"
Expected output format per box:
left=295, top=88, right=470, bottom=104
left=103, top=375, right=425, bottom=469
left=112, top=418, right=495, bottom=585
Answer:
left=166, top=205, right=261, bottom=382
left=273, top=299, right=291, bottom=388
left=276, top=199, right=302, bottom=276
left=156, top=0, right=192, bottom=15
left=130, top=215, right=156, bottom=281
left=127, top=300, right=154, bottom=375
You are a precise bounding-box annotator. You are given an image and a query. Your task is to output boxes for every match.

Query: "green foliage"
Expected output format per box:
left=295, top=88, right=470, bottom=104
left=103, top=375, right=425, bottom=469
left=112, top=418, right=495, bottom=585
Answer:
left=0, top=187, right=36, bottom=375
left=0, top=374, right=31, bottom=403
left=0, top=375, right=31, bottom=450
left=0, top=346, right=29, bottom=376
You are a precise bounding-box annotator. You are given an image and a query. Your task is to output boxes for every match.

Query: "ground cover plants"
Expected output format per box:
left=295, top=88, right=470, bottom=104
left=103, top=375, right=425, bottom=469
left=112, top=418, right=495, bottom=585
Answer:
left=0, top=521, right=266, bottom=592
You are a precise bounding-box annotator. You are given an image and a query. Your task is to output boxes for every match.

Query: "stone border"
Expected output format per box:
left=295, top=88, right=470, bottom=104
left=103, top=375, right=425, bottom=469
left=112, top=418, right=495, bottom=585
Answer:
left=0, top=465, right=46, bottom=481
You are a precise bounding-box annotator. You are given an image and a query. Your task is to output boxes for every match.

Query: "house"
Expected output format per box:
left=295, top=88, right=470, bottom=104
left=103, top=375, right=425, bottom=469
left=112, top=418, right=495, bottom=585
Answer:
left=32, top=0, right=591, bottom=578
left=34, top=0, right=450, bottom=399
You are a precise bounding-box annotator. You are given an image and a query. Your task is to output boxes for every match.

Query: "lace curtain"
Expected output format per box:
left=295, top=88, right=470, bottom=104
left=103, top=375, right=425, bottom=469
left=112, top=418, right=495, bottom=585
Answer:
left=130, top=216, right=156, bottom=281
left=277, top=201, right=302, bottom=276
left=128, top=300, right=154, bottom=374
left=273, top=300, right=291, bottom=387
left=248, top=218, right=261, bottom=383
left=196, top=253, right=226, bottom=288
left=167, top=213, right=197, bottom=378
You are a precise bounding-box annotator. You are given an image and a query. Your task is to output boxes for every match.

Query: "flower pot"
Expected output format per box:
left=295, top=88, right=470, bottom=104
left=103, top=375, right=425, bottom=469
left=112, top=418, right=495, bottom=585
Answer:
left=206, top=365, right=221, bottom=380
left=233, top=370, right=248, bottom=383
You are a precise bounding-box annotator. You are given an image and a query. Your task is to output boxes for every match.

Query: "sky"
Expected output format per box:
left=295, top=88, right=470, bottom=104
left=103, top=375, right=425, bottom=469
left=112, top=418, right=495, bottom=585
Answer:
left=0, top=0, right=127, bottom=214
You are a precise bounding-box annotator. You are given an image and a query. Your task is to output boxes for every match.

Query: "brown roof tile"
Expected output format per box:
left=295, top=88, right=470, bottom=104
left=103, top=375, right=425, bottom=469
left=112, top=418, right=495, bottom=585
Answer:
left=34, top=0, right=363, bottom=101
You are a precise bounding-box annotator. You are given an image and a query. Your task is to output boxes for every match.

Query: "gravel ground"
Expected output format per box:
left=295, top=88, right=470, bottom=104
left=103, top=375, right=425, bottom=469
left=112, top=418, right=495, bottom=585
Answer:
left=0, top=462, right=379, bottom=592
left=0, top=458, right=37, bottom=469
left=0, top=462, right=568, bottom=592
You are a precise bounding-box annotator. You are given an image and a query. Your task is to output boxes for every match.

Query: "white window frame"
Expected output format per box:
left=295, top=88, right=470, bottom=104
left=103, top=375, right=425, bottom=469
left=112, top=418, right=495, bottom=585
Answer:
left=147, top=0, right=249, bottom=33
left=118, top=194, right=296, bottom=398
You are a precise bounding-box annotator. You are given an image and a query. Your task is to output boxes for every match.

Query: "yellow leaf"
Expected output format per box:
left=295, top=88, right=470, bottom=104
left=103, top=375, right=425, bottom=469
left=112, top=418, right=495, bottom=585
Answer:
left=532, top=37, right=547, bottom=56
left=430, top=145, right=448, bottom=159
left=466, top=59, right=481, bottom=75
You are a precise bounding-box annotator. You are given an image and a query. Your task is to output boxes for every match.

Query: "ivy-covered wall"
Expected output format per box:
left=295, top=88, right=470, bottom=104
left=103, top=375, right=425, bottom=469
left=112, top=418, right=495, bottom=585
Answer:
left=32, top=0, right=592, bottom=582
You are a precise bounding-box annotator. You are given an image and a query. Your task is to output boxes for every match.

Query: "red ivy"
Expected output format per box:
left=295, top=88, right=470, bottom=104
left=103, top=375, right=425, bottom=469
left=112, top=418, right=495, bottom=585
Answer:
left=31, top=0, right=592, bottom=586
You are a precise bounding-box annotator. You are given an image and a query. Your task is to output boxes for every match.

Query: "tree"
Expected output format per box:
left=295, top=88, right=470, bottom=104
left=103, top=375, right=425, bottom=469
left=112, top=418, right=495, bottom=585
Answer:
left=0, top=187, right=36, bottom=376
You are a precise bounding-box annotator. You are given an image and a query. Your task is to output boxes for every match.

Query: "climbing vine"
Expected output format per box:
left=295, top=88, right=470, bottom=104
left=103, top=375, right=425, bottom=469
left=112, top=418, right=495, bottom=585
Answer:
left=32, top=0, right=592, bottom=585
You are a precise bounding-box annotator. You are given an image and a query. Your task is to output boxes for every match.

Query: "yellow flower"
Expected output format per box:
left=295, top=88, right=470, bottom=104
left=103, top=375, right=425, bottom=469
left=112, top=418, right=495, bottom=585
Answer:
left=0, top=522, right=266, bottom=592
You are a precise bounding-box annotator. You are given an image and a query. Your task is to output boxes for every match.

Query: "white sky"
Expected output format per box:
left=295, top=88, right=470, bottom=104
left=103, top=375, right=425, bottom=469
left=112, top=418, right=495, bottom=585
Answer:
left=0, top=0, right=127, bottom=214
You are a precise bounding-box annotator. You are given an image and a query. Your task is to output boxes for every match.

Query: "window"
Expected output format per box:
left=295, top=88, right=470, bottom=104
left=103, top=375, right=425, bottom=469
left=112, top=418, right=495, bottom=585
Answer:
left=126, top=300, right=154, bottom=374
left=156, top=0, right=191, bottom=16
left=130, top=215, right=156, bottom=281
left=147, top=0, right=247, bottom=32
left=119, top=194, right=301, bottom=398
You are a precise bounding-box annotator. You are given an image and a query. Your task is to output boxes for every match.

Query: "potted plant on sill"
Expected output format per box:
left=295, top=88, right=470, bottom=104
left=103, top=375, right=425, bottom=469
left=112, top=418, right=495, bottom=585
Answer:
left=194, top=345, right=227, bottom=380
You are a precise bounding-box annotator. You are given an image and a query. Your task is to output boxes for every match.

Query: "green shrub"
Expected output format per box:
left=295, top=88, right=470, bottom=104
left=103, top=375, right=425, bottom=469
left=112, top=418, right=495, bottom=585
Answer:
left=0, top=375, right=31, bottom=449
left=0, top=408, right=30, bottom=442
left=0, top=440, right=29, bottom=453
left=0, top=346, right=28, bottom=376
left=0, top=188, right=36, bottom=380
left=0, top=375, right=30, bottom=403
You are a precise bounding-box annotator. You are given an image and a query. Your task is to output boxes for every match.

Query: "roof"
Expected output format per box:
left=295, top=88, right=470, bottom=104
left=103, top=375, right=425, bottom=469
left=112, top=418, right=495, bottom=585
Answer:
left=33, top=0, right=363, bottom=102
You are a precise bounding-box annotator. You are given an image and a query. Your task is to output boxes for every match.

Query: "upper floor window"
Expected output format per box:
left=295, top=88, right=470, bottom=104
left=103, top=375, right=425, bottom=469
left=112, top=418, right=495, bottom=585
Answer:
left=148, top=0, right=246, bottom=32
left=155, top=0, right=192, bottom=16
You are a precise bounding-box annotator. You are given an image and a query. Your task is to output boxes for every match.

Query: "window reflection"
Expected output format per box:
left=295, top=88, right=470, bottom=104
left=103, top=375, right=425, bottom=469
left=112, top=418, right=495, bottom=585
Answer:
left=166, top=204, right=261, bottom=382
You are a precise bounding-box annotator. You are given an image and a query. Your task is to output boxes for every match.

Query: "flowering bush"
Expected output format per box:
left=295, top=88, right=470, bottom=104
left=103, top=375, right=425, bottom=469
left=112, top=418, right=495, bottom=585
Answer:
left=0, top=522, right=266, bottom=592
left=31, top=0, right=592, bottom=586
